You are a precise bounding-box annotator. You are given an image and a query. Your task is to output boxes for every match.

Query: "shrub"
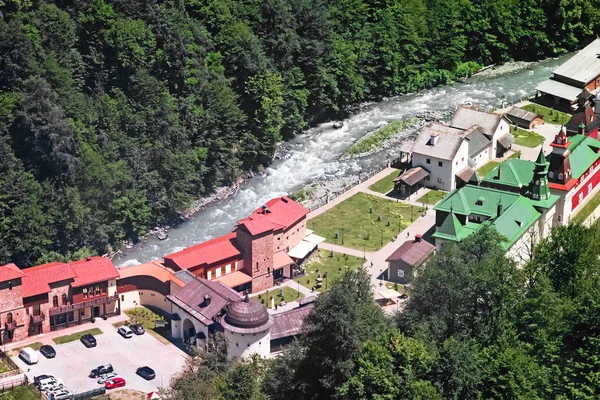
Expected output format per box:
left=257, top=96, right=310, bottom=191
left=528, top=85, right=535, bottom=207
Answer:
left=91, top=317, right=96, bottom=323
left=102, top=315, right=107, bottom=320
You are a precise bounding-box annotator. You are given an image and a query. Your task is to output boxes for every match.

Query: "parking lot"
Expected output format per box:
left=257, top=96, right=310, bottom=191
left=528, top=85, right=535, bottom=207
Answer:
left=11, top=328, right=188, bottom=394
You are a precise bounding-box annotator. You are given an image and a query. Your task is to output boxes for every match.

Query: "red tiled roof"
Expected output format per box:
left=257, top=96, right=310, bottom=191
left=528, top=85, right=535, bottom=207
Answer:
left=237, top=197, right=308, bottom=236
left=163, top=233, right=241, bottom=270
left=70, top=257, right=119, bottom=288
left=386, top=239, right=435, bottom=267
left=22, top=262, right=76, bottom=298
left=118, top=261, right=186, bottom=287
left=0, top=263, right=25, bottom=282
left=214, top=271, right=253, bottom=288
left=273, top=251, right=294, bottom=270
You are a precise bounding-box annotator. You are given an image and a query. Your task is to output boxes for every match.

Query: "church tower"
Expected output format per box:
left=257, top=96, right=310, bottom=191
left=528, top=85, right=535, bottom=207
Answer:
left=528, top=148, right=551, bottom=201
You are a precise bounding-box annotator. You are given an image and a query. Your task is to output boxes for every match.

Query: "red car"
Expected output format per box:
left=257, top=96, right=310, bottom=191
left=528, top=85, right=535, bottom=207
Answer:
left=105, top=377, right=126, bottom=389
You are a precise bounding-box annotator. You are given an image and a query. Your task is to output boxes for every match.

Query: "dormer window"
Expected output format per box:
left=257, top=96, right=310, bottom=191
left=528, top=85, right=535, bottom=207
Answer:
left=475, top=197, right=485, bottom=206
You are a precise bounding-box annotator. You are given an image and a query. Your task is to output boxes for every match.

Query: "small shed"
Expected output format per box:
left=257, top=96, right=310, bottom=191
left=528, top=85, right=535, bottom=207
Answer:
left=505, top=106, right=543, bottom=129
left=385, top=235, right=435, bottom=284
left=393, top=167, right=429, bottom=195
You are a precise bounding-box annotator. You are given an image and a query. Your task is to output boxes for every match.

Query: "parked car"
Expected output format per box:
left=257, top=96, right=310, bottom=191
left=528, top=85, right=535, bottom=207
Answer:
left=19, top=347, right=39, bottom=365
left=47, top=388, right=73, bottom=400
left=80, top=333, right=97, bottom=348
left=105, top=377, right=126, bottom=389
left=34, top=375, right=53, bottom=387
left=38, top=377, right=64, bottom=392
left=40, top=344, right=56, bottom=359
left=136, top=366, right=156, bottom=380
left=117, top=326, right=133, bottom=338
left=97, top=372, right=118, bottom=384
left=89, top=364, right=113, bottom=378
left=130, top=323, right=145, bottom=335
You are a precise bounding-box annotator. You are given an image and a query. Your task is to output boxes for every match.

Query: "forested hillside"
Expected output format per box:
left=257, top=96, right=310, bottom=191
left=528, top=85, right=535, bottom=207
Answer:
left=163, top=224, right=600, bottom=399
left=1, top=0, right=599, bottom=265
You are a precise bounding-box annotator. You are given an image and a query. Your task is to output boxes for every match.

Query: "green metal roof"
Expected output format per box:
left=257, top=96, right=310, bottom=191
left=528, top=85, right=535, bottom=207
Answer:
left=482, top=159, right=536, bottom=188
left=433, top=184, right=551, bottom=249
left=434, top=185, right=521, bottom=217
left=568, top=135, right=600, bottom=178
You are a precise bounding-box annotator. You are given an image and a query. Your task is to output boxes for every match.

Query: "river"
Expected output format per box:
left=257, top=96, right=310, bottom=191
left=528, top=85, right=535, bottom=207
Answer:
left=115, top=55, right=569, bottom=267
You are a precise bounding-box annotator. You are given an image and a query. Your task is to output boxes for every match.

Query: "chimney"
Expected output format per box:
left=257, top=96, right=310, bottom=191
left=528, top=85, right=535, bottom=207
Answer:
left=414, top=234, right=422, bottom=243
left=430, top=132, right=439, bottom=146
left=497, top=165, right=502, bottom=179
left=580, top=122, right=586, bottom=136
left=497, top=198, right=503, bottom=216
left=203, top=294, right=212, bottom=307
left=261, top=204, right=268, bottom=214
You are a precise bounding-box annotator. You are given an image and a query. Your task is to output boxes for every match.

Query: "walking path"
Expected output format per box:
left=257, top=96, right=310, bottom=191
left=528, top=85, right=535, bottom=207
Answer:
left=305, top=167, right=437, bottom=296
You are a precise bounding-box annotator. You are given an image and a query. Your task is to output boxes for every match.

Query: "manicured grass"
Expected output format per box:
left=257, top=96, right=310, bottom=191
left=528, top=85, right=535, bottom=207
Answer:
left=294, top=250, right=365, bottom=292
left=368, top=169, right=401, bottom=194
left=417, top=190, right=446, bottom=205
left=310, top=192, right=421, bottom=251
left=345, top=118, right=419, bottom=156
left=0, top=358, right=14, bottom=373
left=512, top=127, right=545, bottom=147
left=253, top=287, right=305, bottom=307
left=572, top=189, right=600, bottom=224
left=53, top=328, right=102, bottom=345
left=477, top=161, right=500, bottom=178
left=508, top=150, right=522, bottom=159
left=10, top=342, right=43, bottom=356
left=124, top=306, right=171, bottom=345
left=1, top=385, right=40, bottom=400
left=522, top=103, right=571, bottom=125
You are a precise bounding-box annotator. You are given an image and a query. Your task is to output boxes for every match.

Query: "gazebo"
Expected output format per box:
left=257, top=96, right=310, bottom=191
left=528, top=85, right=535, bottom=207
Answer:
left=393, top=167, right=429, bottom=196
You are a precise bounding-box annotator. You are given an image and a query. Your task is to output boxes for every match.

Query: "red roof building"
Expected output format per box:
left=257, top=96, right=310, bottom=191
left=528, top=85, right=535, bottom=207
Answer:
left=385, top=236, right=435, bottom=284
left=0, top=263, right=25, bottom=283
left=70, top=257, right=120, bottom=288
left=21, top=262, right=76, bottom=298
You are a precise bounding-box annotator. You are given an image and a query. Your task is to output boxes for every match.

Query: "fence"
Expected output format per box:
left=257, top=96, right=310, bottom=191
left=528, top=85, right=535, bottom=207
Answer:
left=308, top=159, right=400, bottom=213
left=0, top=373, right=26, bottom=392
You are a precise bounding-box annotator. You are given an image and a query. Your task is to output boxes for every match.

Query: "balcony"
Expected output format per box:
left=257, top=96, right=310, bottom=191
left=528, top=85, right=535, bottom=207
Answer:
left=31, top=314, right=45, bottom=324
left=5, top=321, right=17, bottom=331
left=49, top=294, right=119, bottom=316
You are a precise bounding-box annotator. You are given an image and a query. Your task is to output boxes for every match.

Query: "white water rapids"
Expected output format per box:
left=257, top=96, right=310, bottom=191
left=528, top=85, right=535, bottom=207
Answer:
left=115, top=56, right=568, bottom=266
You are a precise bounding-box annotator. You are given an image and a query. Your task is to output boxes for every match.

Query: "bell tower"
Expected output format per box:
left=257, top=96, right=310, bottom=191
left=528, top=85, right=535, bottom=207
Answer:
left=528, top=148, right=551, bottom=201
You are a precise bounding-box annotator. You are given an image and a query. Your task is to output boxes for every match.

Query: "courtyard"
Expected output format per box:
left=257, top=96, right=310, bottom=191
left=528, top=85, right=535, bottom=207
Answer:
left=10, top=324, right=187, bottom=394
left=294, top=250, right=365, bottom=292
left=309, top=192, right=419, bottom=251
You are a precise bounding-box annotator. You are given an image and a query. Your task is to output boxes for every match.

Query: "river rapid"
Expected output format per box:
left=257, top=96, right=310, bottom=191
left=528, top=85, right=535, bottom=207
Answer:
left=115, top=55, right=569, bottom=267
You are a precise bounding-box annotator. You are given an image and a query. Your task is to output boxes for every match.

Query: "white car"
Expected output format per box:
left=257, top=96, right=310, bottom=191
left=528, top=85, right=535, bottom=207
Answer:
left=38, top=377, right=64, bottom=392
left=97, top=372, right=118, bottom=384
left=118, top=326, right=133, bottom=338
left=47, top=388, right=73, bottom=400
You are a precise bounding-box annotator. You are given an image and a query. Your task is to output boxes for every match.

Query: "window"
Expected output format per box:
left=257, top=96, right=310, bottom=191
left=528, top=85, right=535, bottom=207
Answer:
left=83, top=288, right=88, bottom=298
left=6, top=312, right=12, bottom=324
left=207, top=270, right=212, bottom=280
left=95, top=285, right=100, bottom=295
left=256, top=262, right=259, bottom=271
left=426, top=158, right=431, bottom=164
left=52, top=295, right=58, bottom=308
left=62, top=294, right=67, bottom=305
left=215, top=267, right=222, bottom=278
left=121, top=295, right=124, bottom=301
left=455, top=161, right=458, bottom=166
left=438, top=161, right=443, bottom=167
left=33, top=304, right=40, bottom=316
left=437, top=178, right=442, bottom=184
left=8, top=281, right=12, bottom=291
left=397, top=270, right=405, bottom=278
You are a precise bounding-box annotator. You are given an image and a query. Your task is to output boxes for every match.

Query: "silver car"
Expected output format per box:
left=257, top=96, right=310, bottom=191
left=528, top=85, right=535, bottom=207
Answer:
left=47, top=388, right=73, bottom=400
left=97, top=372, right=118, bottom=384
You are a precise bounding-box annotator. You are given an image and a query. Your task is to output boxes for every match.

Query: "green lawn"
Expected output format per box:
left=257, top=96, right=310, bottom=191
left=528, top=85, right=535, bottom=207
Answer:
left=1, top=385, right=40, bottom=400
left=10, top=342, right=42, bottom=357
left=294, top=249, right=365, bottom=292
left=572, top=189, right=600, bottom=224
left=369, top=169, right=401, bottom=194
left=124, top=306, right=171, bottom=345
left=53, top=328, right=102, bottom=345
left=417, top=190, right=446, bottom=205
left=512, top=127, right=545, bottom=147
left=478, top=161, right=500, bottom=177
left=508, top=150, right=522, bottom=159
left=0, top=358, right=13, bottom=373
left=253, top=286, right=305, bottom=307
left=309, top=192, right=421, bottom=251
left=522, top=103, right=571, bottom=125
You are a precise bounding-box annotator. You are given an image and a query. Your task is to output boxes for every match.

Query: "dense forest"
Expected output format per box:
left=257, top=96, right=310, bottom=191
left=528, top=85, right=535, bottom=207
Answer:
left=1, top=0, right=600, bottom=265
left=162, top=223, right=600, bottom=399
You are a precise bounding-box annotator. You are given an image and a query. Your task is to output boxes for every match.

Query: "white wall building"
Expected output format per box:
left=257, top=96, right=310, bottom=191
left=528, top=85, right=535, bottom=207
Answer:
left=450, top=105, right=512, bottom=158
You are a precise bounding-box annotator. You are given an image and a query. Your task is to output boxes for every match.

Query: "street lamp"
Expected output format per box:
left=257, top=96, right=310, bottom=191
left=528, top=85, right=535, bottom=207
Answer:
left=411, top=206, right=414, bottom=222
left=324, top=272, right=328, bottom=289
left=380, top=229, right=383, bottom=246
left=363, top=243, right=366, bottom=260
left=297, top=279, right=300, bottom=298
left=341, top=228, right=344, bottom=245
left=379, top=269, right=383, bottom=287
